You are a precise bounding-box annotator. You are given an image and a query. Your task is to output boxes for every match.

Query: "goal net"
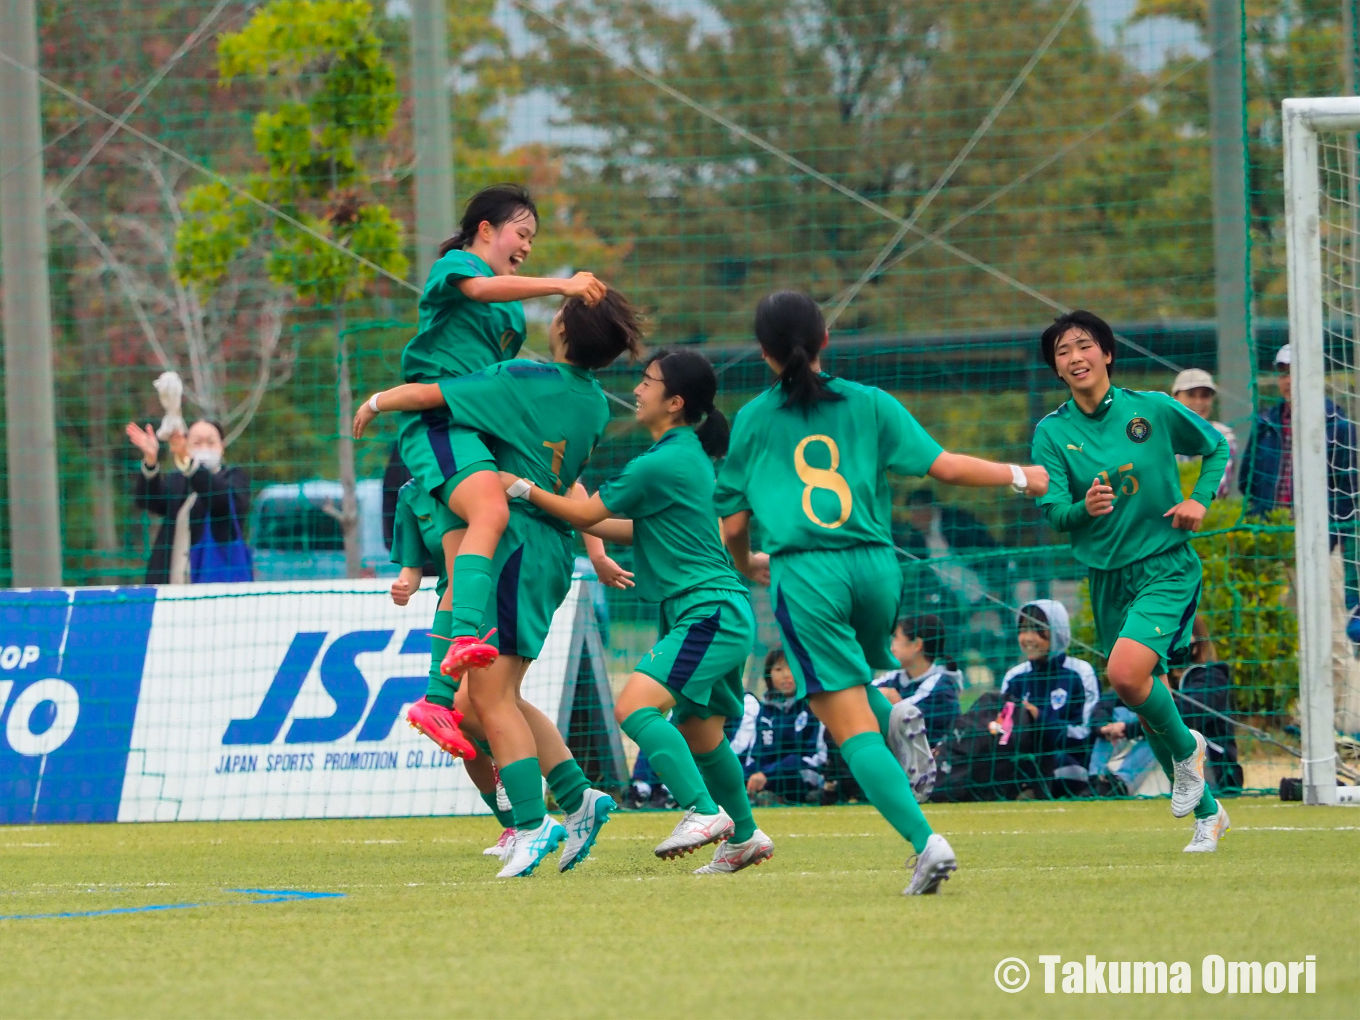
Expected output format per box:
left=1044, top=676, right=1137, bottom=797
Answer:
left=1283, top=97, right=1360, bottom=805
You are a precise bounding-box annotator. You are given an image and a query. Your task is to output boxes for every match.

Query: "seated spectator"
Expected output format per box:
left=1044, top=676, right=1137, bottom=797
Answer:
left=127, top=418, right=252, bottom=584
left=1087, top=689, right=1161, bottom=797
left=740, top=649, right=827, bottom=805
left=875, top=613, right=962, bottom=746
left=1169, top=617, right=1243, bottom=794
left=998, top=600, right=1098, bottom=797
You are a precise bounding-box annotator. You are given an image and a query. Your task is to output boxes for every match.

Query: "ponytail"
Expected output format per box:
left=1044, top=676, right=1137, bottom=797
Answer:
left=436, top=183, right=538, bottom=259
left=647, top=348, right=729, bottom=457
left=753, top=290, right=843, bottom=414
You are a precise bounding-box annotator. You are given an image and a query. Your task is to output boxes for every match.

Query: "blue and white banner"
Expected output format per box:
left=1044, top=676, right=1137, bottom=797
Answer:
left=0, top=581, right=595, bottom=824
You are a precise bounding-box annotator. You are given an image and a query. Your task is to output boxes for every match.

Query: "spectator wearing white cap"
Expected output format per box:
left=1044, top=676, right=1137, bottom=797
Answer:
left=1172, top=368, right=1236, bottom=499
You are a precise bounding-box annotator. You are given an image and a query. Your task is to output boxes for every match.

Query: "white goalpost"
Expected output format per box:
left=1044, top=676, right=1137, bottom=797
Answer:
left=1282, top=96, right=1360, bottom=806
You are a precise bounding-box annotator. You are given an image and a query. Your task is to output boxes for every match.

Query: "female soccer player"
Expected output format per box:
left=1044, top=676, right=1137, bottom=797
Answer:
left=504, top=349, right=774, bottom=874
left=395, top=184, right=621, bottom=756
left=1031, top=310, right=1230, bottom=852
left=357, top=288, right=645, bottom=877
left=714, top=290, right=1050, bottom=895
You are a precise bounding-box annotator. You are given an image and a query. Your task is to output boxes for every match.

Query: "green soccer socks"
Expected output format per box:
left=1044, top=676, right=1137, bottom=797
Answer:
left=1141, top=719, right=1219, bottom=820
left=425, top=609, right=456, bottom=708
left=546, top=759, right=590, bottom=816
left=866, top=683, right=895, bottom=737
left=693, top=741, right=756, bottom=843
left=499, top=757, right=546, bottom=829
left=1126, top=679, right=1196, bottom=760
left=622, top=708, right=719, bottom=815
left=449, top=554, right=493, bottom=638
left=840, top=731, right=933, bottom=854
left=480, top=790, right=514, bottom=829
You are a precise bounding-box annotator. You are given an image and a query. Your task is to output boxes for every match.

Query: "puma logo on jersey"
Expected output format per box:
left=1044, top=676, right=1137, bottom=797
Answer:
left=1067, top=443, right=1085, bottom=453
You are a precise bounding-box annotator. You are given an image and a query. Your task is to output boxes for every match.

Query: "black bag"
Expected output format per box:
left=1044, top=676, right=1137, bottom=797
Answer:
left=931, top=691, right=1024, bottom=802
left=1176, top=663, right=1243, bottom=793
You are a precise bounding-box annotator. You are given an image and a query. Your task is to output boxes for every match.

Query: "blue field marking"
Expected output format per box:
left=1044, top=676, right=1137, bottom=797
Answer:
left=0, top=887, right=345, bottom=920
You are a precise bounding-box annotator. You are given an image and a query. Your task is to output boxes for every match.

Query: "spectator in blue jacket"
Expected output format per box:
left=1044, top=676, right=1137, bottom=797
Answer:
left=875, top=613, right=962, bottom=746
left=740, top=649, right=827, bottom=804
left=999, top=599, right=1099, bottom=796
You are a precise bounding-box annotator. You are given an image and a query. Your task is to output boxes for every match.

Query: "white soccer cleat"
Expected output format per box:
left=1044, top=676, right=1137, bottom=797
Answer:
left=496, top=817, right=566, bottom=878
left=693, top=829, right=774, bottom=874
left=559, top=788, right=616, bottom=872
left=903, top=833, right=957, bottom=895
left=1183, top=804, right=1230, bottom=853
left=1170, top=730, right=1208, bottom=818
left=654, top=808, right=734, bottom=859
left=887, top=700, right=938, bottom=803
left=483, top=827, right=514, bottom=859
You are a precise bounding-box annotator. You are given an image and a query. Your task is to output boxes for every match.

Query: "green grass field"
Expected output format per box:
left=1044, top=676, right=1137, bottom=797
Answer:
left=1, top=799, right=1355, bottom=1019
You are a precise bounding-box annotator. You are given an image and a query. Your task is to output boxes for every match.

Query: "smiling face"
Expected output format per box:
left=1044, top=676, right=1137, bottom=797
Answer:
left=1052, top=326, right=1111, bottom=398
left=474, top=208, right=537, bottom=275
left=768, top=657, right=796, bottom=696
left=633, top=361, right=685, bottom=432
left=1017, top=627, right=1051, bottom=662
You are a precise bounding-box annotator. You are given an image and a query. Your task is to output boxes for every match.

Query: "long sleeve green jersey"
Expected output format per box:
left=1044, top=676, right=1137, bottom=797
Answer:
left=1031, top=386, right=1229, bottom=571
left=436, top=359, right=611, bottom=534
left=400, top=250, right=526, bottom=383
left=713, top=377, right=943, bottom=555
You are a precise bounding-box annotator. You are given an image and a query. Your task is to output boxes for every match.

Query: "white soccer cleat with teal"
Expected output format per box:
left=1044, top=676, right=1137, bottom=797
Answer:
left=1170, top=730, right=1208, bottom=818
left=496, top=817, right=566, bottom=878
left=559, top=789, right=616, bottom=872
left=1183, top=804, right=1230, bottom=853
left=693, top=829, right=774, bottom=874
left=483, top=827, right=514, bottom=859
left=903, top=833, right=957, bottom=895
left=654, top=808, right=734, bottom=859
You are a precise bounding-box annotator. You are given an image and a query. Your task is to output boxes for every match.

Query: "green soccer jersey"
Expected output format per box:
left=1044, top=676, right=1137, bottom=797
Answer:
left=714, top=377, right=944, bottom=555
left=1031, top=386, right=1229, bottom=571
left=400, top=250, right=526, bottom=383
left=597, top=426, right=747, bottom=603
left=390, top=480, right=459, bottom=596
left=437, top=360, right=611, bottom=533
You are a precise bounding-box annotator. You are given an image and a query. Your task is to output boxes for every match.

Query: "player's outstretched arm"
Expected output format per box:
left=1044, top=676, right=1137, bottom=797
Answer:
left=721, top=510, right=771, bottom=586
left=352, top=384, right=444, bottom=438
left=499, top=472, right=636, bottom=548
left=928, top=452, right=1050, bottom=497
left=458, top=272, right=606, bottom=306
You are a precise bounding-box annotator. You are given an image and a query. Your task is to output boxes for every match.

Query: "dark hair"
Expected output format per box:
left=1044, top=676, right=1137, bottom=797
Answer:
left=559, top=287, right=646, bottom=369
left=437, top=183, right=539, bottom=258
left=1017, top=604, right=1051, bottom=637
left=193, top=419, right=226, bottom=443
left=907, top=488, right=936, bottom=508
left=762, top=647, right=789, bottom=694
left=753, top=290, right=843, bottom=413
left=645, top=348, right=730, bottom=458
left=896, top=614, right=955, bottom=671
left=1040, top=309, right=1117, bottom=377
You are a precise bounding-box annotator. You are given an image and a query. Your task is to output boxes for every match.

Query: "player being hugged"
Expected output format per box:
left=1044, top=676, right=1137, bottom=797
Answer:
left=506, top=349, right=773, bottom=874
left=392, top=183, right=621, bottom=760
left=356, top=288, right=644, bottom=878
left=1031, top=310, right=1230, bottom=852
left=715, top=290, right=1050, bottom=895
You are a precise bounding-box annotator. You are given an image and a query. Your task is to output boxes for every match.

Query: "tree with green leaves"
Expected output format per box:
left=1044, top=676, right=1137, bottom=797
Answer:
left=176, top=0, right=409, bottom=577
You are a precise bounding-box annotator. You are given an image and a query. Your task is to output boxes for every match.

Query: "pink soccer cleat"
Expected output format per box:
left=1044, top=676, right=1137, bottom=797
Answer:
left=407, top=698, right=477, bottom=760
left=440, top=631, right=499, bottom=679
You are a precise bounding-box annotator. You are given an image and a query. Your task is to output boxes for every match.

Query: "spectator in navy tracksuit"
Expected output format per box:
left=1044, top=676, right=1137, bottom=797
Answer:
left=874, top=613, right=962, bottom=746
left=736, top=649, right=827, bottom=804
left=998, top=599, right=1099, bottom=797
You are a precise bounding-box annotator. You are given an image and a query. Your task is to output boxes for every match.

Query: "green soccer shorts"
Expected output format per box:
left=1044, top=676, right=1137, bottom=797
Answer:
left=480, top=510, right=574, bottom=660
left=1089, top=542, right=1202, bottom=676
left=768, top=543, right=902, bottom=697
left=396, top=410, right=495, bottom=525
left=636, top=587, right=755, bottom=723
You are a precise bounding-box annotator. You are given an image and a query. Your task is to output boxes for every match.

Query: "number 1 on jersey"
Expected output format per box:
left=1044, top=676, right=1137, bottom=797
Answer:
left=794, top=435, right=852, bottom=529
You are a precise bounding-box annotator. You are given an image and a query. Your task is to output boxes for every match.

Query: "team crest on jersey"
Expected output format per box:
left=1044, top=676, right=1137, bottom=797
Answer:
left=1050, top=688, right=1069, bottom=710
left=1126, top=416, right=1152, bottom=443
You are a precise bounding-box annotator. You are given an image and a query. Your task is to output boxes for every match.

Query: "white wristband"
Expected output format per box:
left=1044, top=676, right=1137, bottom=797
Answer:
left=506, top=477, right=533, bottom=499
left=368, top=393, right=381, bottom=413
left=1008, top=464, right=1028, bottom=494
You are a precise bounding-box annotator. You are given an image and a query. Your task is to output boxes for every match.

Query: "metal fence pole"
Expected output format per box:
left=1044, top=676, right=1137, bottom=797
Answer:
left=409, top=0, right=455, bottom=286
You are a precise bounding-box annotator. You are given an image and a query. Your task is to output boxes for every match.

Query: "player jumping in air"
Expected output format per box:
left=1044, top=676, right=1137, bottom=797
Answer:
left=506, top=349, right=774, bottom=874
left=395, top=184, right=622, bottom=758
left=1030, top=310, right=1230, bottom=852
left=356, top=288, right=645, bottom=877
left=714, top=291, right=1050, bottom=895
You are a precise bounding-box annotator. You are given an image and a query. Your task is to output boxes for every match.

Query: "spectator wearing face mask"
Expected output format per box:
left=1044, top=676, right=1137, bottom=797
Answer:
left=127, top=418, right=252, bottom=584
